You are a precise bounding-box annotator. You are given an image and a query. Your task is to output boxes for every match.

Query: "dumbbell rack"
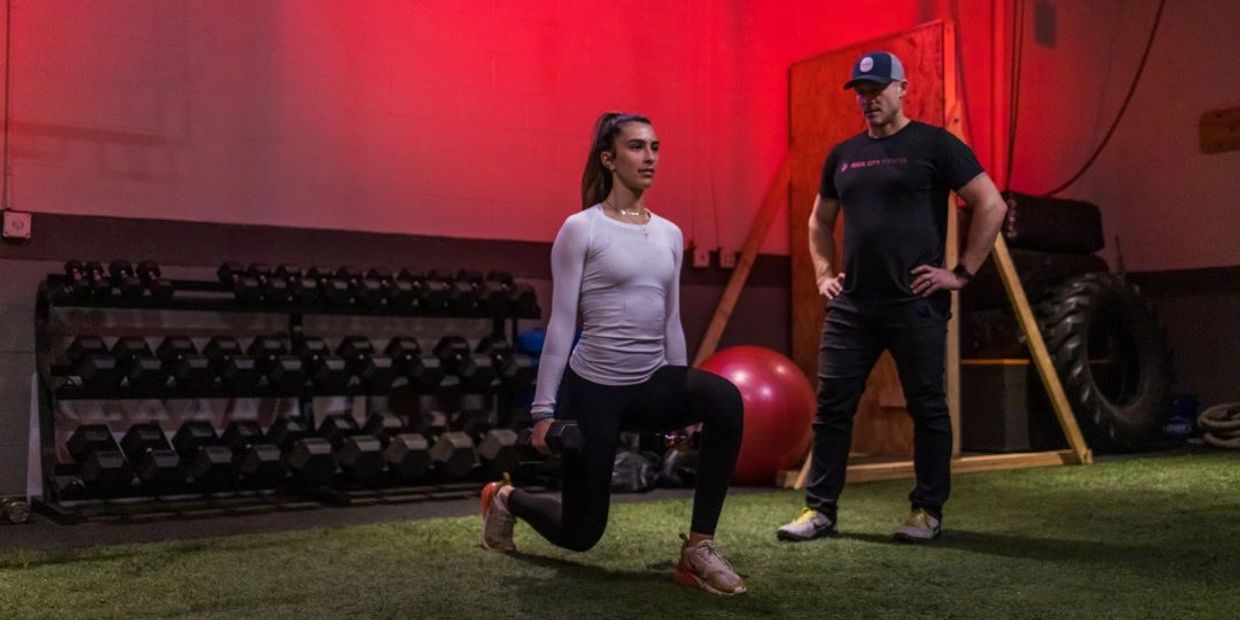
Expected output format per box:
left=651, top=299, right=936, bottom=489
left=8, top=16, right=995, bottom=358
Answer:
left=31, top=270, right=541, bottom=524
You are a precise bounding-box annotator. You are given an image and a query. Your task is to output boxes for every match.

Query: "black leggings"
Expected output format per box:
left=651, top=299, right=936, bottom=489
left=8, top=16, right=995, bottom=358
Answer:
left=508, top=365, right=744, bottom=552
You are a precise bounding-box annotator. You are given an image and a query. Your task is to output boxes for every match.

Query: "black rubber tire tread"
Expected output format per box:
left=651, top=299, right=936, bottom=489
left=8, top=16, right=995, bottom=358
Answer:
left=1000, top=192, right=1105, bottom=254
left=962, top=249, right=1109, bottom=311
left=1035, top=272, right=1173, bottom=452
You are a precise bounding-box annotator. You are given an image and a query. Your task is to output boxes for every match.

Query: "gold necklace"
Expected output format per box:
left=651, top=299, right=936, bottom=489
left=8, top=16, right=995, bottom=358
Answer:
left=604, top=200, right=648, bottom=222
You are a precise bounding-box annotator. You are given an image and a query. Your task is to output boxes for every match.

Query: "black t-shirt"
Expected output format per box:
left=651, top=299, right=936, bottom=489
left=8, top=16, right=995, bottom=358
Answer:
left=819, top=121, right=983, bottom=304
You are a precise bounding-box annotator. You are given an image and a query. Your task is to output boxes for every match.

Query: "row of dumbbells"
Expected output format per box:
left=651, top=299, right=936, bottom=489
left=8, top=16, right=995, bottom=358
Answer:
left=59, top=334, right=533, bottom=395
left=217, top=263, right=538, bottom=316
left=57, top=260, right=173, bottom=304
left=60, top=413, right=580, bottom=499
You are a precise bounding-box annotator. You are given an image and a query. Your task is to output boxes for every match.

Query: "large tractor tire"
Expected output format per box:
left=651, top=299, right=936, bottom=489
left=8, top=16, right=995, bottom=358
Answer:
left=1036, top=273, right=1173, bottom=451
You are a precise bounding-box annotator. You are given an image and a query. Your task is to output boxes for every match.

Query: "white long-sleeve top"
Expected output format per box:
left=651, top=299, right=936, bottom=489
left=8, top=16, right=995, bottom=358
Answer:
left=529, top=204, right=687, bottom=419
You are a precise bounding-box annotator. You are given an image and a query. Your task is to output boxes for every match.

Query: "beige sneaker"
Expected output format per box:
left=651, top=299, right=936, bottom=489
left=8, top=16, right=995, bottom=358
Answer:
left=893, top=508, right=942, bottom=543
left=674, top=534, right=747, bottom=596
left=480, top=473, right=516, bottom=552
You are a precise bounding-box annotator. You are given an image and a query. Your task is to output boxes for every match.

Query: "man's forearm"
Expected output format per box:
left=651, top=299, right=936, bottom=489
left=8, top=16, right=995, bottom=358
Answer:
left=808, top=221, right=836, bottom=281
left=959, top=197, right=1007, bottom=274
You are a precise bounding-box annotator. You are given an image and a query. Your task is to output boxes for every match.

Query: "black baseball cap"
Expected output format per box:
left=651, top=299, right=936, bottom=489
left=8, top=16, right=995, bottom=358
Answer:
left=843, top=51, right=906, bottom=89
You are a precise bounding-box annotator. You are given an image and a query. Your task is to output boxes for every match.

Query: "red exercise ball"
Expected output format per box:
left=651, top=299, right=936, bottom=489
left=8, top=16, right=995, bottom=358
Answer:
left=699, top=346, right=816, bottom=485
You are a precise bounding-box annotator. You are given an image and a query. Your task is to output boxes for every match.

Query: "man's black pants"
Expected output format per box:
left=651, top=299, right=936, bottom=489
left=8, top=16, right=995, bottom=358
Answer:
left=805, top=295, right=951, bottom=518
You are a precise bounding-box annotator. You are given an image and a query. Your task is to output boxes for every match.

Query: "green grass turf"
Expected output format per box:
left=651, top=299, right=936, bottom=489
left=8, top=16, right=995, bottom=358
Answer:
left=1, top=450, right=1237, bottom=619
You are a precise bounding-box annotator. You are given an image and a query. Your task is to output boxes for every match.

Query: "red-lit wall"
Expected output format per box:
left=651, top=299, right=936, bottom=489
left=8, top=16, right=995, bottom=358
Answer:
left=9, top=0, right=1004, bottom=257
left=8, top=1, right=1236, bottom=269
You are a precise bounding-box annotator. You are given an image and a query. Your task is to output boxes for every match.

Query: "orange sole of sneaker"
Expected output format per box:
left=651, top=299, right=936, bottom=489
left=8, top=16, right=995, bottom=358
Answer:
left=673, top=564, right=747, bottom=596
left=480, top=481, right=500, bottom=519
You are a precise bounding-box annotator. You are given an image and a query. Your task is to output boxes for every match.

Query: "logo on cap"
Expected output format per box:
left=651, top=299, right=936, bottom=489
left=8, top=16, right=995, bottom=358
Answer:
left=859, top=57, right=874, bottom=73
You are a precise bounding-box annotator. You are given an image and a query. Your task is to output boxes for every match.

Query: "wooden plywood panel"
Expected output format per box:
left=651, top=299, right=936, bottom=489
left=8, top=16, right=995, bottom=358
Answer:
left=789, top=22, right=951, bottom=458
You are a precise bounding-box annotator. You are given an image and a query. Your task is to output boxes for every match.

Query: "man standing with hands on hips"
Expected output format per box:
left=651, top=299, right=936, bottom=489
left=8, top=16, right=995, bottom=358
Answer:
left=777, top=51, right=1007, bottom=543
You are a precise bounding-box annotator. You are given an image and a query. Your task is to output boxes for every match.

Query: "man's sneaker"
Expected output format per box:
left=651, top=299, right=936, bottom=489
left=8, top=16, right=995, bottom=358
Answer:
left=776, top=507, right=837, bottom=541
left=480, top=473, right=516, bottom=552
left=674, top=534, right=747, bottom=596
left=893, top=508, right=942, bottom=543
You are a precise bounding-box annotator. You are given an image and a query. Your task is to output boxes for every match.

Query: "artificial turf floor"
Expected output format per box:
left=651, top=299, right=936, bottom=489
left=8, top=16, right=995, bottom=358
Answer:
left=1, top=450, right=1237, bottom=619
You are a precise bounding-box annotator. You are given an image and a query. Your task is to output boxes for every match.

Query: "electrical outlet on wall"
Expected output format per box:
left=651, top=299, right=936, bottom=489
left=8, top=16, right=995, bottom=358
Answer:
left=718, top=248, right=737, bottom=270
left=691, top=243, right=710, bottom=269
left=2, top=210, right=32, bottom=240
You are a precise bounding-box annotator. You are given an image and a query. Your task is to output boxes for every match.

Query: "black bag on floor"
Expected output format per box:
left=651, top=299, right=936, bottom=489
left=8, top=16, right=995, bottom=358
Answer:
left=611, top=450, right=658, bottom=493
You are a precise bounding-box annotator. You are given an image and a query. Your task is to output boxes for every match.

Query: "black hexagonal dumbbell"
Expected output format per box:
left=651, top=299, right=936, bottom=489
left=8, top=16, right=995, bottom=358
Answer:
left=517, top=420, right=583, bottom=455
left=246, top=336, right=307, bottom=392
left=222, top=420, right=283, bottom=489
left=122, top=422, right=184, bottom=495
left=368, top=267, right=415, bottom=310
left=112, top=337, right=169, bottom=392
left=218, top=261, right=262, bottom=304
left=276, top=264, right=320, bottom=307
left=284, top=437, right=337, bottom=487
left=61, top=260, right=111, bottom=301
left=173, top=420, right=232, bottom=492
left=204, top=336, right=261, bottom=392
left=475, top=335, right=535, bottom=389
left=385, top=432, right=430, bottom=482
left=157, top=336, right=214, bottom=391
left=337, top=336, right=397, bottom=392
left=384, top=337, right=443, bottom=392
left=108, top=260, right=146, bottom=302
left=294, top=336, right=351, bottom=391
left=307, top=266, right=351, bottom=307
left=428, top=430, right=478, bottom=480
left=486, top=271, right=539, bottom=317
left=318, top=414, right=383, bottom=484
left=67, top=424, right=131, bottom=497
left=432, top=336, right=495, bottom=392
left=267, top=415, right=310, bottom=451
left=136, top=260, right=174, bottom=303
left=67, top=335, right=122, bottom=391
left=337, top=266, right=384, bottom=309
left=397, top=269, right=450, bottom=314
left=248, top=263, right=293, bottom=305
left=448, top=269, right=485, bottom=316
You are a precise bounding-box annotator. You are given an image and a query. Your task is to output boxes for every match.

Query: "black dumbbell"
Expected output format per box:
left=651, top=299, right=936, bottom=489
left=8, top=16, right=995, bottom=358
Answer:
left=476, top=336, right=535, bottom=388
left=218, top=261, right=262, bottom=304
left=307, top=266, right=351, bottom=306
left=67, top=335, right=122, bottom=390
left=420, top=410, right=450, bottom=437
left=447, top=270, right=484, bottom=316
left=158, top=336, right=214, bottom=391
left=487, top=271, right=539, bottom=317
left=66, top=425, right=131, bottom=497
left=477, top=429, right=520, bottom=477
left=337, top=336, right=397, bottom=391
left=369, top=267, right=414, bottom=309
left=61, top=260, right=110, bottom=301
left=173, top=420, right=233, bottom=491
left=112, top=337, right=169, bottom=392
left=363, top=413, right=405, bottom=443
left=247, top=263, right=293, bottom=305
left=67, top=423, right=120, bottom=462
left=432, top=336, right=495, bottom=392
left=0, top=497, right=31, bottom=524
left=385, top=433, right=430, bottom=482
left=284, top=437, right=337, bottom=486
left=338, top=267, right=384, bottom=309
left=247, top=336, right=307, bottom=392
left=397, top=269, right=450, bottom=313
left=109, top=260, right=146, bottom=302
left=477, top=271, right=514, bottom=315
left=137, top=260, right=174, bottom=302
left=204, top=336, right=261, bottom=392
left=267, top=415, right=310, bottom=451
left=294, top=336, right=351, bottom=390
left=317, top=414, right=384, bottom=483
left=429, top=431, right=478, bottom=479
left=222, top=420, right=283, bottom=489
left=122, top=422, right=184, bottom=494
left=517, top=420, right=583, bottom=455
left=384, top=338, right=443, bottom=391
left=276, top=264, right=320, bottom=306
